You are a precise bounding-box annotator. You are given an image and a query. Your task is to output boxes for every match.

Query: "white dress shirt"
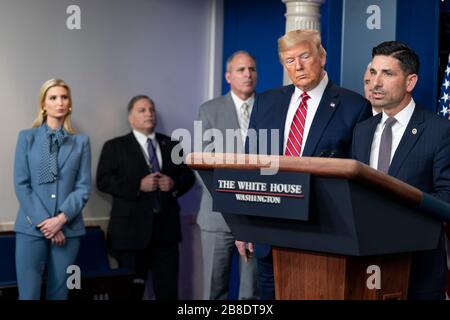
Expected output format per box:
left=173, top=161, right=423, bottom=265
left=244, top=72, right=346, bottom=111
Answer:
left=133, top=129, right=163, bottom=170
left=283, top=73, right=329, bottom=155
left=369, top=99, right=416, bottom=170
left=230, top=91, right=255, bottom=145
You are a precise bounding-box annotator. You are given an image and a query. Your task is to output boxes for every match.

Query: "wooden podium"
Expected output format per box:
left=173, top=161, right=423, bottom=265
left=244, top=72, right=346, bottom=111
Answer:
left=272, top=248, right=410, bottom=300
left=187, top=153, right=446, bottom=300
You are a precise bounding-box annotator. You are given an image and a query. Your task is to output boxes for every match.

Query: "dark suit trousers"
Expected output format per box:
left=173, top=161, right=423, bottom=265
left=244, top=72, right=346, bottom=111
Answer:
left=408, top=230, right=447, bottom=300
left=257, top=252, right=275, bottom=300
left=116, top=241, right=179, bottom=300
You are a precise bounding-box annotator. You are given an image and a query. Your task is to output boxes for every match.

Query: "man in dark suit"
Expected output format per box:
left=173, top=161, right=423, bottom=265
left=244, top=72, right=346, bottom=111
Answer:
left=352, top=41, right=450, bottom=300
left=96, top=95, right=195, bottom=300
left=235, top=29, right=372, bottom=299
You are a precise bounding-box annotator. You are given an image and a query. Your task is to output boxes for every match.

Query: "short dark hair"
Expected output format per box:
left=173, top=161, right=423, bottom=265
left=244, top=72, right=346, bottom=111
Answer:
left=127, top=95, right=154, bottom=113
left=372, top=41, right=420, bottom=75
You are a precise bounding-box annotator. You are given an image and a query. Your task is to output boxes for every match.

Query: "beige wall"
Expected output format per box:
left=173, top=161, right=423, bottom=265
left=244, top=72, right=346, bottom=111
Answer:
left=0, top=0, right=212, bottom=227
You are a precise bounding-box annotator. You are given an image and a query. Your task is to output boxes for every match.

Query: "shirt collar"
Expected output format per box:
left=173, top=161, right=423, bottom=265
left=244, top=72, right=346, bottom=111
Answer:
left=133, top=129, right=156, bottom=146
left=230, top=91, right=255, bottom=108
left=42, top=123, right=67, bottom=144
left=43, top=123, right=64, bottom=134
left=293, top=72, right=329, bottom=103
left=381, top=98, right=416, bottom=127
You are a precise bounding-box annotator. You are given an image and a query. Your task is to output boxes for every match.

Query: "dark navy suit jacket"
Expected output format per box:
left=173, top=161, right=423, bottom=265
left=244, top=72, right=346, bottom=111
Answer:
left=247, top=80, right=372, bottom=258
left=352, top=105, right=450, bottom=299
left=97, top=132, right=195, bottom=251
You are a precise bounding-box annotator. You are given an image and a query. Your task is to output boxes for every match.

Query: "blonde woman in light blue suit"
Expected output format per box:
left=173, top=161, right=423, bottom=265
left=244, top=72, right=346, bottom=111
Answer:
left=13, top=79, right=91, bottom=300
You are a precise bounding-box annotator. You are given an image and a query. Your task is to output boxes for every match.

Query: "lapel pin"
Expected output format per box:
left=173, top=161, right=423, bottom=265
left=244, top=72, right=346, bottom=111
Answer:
left=412, top=128, right=417, bottom=135
left=330, top=102, right=336, bottom=108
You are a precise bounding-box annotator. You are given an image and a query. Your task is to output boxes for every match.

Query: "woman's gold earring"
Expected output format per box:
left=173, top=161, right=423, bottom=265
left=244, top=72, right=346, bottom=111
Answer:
left=69, top=107, right=72, bottom=113
left=41, top=109, right=46, bottom=115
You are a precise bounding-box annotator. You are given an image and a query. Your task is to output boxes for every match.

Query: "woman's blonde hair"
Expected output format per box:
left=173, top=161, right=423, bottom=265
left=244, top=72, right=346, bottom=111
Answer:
left=32, top=78, right=75, bottom=134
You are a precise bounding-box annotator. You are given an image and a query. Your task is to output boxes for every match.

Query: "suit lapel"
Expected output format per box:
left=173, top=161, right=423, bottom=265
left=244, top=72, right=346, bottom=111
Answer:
left=302, top=82, right=338, bottom=156
left=156, top=133, right=170, bottom=172
left=58, top=135, right=74, bottom=169
left=127, top=133, right=150, bottom=173
left=35, top=125, right=48, bottom=154
left=359, top=114, right=381, bottom=165
left=388, top=107, right=425, bottom=177
left=224, top=93, right=241, bottom=130
left=278, top=85, right=295, bottom=155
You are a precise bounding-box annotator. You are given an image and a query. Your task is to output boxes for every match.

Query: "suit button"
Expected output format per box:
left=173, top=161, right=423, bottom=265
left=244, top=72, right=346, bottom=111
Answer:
left=51, top=194, right=56, bottom=199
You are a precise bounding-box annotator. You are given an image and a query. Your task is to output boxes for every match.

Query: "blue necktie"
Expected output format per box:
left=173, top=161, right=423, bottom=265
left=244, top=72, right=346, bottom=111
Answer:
left=147, top=138, right=161, bottom=213
left=147, top=138, right=160, bottom=172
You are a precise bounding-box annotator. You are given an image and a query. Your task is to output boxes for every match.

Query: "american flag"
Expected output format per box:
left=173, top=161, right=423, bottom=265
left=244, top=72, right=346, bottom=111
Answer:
left=438, top=53, right=450, bottom=299
left=439, top=54, right=450, bottom=119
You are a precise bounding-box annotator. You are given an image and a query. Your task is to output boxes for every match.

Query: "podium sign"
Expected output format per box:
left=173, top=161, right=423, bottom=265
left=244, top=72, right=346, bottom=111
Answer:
left=212, top=169, right=310, bottom=221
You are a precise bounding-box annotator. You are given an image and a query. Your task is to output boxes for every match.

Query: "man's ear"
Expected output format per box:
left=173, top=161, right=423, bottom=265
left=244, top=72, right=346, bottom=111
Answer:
left=225, top=71, right=231, bottom=85
left=406, top=73, right=418, bottom=93
left=320, top=46, right=327, bottom=68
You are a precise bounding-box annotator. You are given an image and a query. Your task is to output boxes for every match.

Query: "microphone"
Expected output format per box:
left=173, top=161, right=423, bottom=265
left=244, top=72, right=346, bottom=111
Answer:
left=329, top=150, right=337, bottom=158
left=317, top=150, right=330, bottom=157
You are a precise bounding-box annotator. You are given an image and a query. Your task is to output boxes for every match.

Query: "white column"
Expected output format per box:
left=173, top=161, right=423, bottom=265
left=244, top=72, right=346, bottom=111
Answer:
left=207, top=0, right=224, bottom=100
left=281, top=0, right=326, bottom=84
left=282, top=0, right=326, bottom=33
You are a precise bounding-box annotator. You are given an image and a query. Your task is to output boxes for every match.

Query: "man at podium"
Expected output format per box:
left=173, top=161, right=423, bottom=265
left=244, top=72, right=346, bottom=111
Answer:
left=352, top=41, right=450, bottom=300
left=237, top=29, right=372, bottom=299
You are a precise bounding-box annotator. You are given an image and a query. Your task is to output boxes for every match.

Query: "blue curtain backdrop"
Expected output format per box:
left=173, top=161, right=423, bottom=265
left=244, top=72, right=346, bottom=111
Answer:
left=221, top=0, right=285, bottom=94
left=222, top=0, right=440, bottom=111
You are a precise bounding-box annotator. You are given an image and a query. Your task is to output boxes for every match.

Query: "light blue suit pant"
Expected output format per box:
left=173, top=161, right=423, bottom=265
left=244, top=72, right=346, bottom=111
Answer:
left=15, top=232, right=80, bottom=300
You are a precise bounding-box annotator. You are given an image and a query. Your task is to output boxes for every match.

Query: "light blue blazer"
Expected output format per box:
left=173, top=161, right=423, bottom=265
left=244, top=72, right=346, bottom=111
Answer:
left=13, top=125, right=91, bottom=238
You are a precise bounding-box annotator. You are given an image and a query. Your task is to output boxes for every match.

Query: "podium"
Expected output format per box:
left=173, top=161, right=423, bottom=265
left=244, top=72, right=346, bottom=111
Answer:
left=187, top=153, right=448, bottom=300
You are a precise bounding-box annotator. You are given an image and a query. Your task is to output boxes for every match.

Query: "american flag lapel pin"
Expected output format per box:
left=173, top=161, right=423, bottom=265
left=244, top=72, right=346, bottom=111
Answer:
left=330, top=102, right=336, bottom=108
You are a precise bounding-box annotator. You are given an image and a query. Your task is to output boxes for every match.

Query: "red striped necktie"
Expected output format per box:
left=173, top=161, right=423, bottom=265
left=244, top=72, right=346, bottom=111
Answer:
left=285, top=92, right=310, bottom=156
